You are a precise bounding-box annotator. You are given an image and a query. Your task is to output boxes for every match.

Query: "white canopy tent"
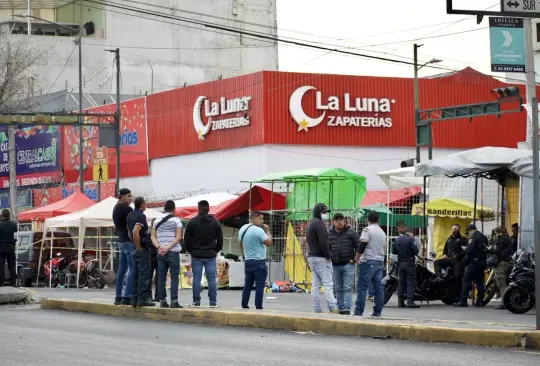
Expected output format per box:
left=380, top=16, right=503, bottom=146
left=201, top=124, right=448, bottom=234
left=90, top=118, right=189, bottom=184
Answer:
left=174, top=192, right=238, bottom=208
left=376, top=166, right=423, bottom=189
left=42, top=197, right=163, bottom=287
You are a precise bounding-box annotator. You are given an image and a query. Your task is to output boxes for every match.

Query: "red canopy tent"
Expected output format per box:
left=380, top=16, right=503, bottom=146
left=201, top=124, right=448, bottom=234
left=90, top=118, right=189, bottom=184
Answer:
left=184, top=186, right=286, bottom=221
left=18, top=191, right=96, bottom=222
left=360, top=187, right=421, bottom=208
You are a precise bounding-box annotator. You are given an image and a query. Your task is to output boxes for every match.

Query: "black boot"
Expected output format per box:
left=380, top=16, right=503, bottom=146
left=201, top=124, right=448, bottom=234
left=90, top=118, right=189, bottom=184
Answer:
left=170, top=301, right=183, bottom=309
left=139, top=298, right=156, bottom=307
left=160, top=301, right=169, bottom=308
left=398, top=298, right=406, bottom=308
left=114, top=297, right=123, bottom=305
left=122, top=297, right=131, bottom=305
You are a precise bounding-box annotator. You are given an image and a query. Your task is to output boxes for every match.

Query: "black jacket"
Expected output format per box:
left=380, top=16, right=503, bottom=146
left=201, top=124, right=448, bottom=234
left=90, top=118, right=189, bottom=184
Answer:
left=492, top=234, right=513, bottom=263
left=328, top=226, right=360, bottom=265
left=184, top=214, right=223, bottom=258
left=306, top=203, right=330, bottom=259
left=443, top=234, right=467, bottom=259
left=0, top=219, right=17, bottom=252
left=463, top=231, right=487, bottom=267
left=392, top=234, right=418, bottom=262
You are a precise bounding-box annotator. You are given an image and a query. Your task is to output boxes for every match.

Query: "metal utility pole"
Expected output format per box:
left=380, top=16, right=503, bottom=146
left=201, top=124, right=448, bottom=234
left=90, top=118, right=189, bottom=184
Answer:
left=107, top=48, right=121, bottom=194
left=6, top=42, right=17, bottom=219
left=77, top=3, right=84, bottom=192
left=148, top=61, right=154, bottom=95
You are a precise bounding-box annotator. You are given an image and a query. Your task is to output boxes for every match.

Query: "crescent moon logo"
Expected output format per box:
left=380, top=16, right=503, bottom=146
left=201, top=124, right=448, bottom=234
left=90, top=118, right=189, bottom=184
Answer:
left=289, top=86, right=326, bottom=132
left=193, top=96, right=212, bottom=140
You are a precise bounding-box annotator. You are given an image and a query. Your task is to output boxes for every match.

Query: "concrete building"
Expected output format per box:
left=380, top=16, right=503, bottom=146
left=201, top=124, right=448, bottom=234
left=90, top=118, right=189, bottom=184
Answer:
left=0, top=0, right=279, bottom=96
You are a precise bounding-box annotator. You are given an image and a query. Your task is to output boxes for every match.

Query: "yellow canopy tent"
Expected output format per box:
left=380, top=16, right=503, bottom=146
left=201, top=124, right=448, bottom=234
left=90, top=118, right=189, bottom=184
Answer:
left=411, top=198, right=494, bottom=259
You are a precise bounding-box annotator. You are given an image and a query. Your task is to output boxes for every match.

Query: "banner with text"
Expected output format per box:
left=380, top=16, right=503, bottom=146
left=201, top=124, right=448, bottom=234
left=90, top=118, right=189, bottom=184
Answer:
left=32, top=181, right=116, bottom=207
left=62, top=98, right=150, bottom=183
left=0, top=189, right=33, bottom=211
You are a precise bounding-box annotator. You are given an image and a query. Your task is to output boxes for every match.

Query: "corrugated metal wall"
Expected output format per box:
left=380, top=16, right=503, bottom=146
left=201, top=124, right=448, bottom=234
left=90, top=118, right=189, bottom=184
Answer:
left=147, top=72, right=264, bottom=159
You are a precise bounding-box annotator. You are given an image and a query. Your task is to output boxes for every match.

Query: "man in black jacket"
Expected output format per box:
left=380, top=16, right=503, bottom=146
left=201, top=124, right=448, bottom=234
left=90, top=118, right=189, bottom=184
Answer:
left=490, top=226, right=513, bottom=310
left=392, top=228, right=420, bottom=308
left=455, top=224, right=488, bottom=307
left=306, top=203, right=338, bottom=313
left=184, top=200, right=223, bottom=307
left=328, top=213, right=360, bottom=315
left=0, top=209, right=17, bottom=287
left=433, top=224, right=467, bottom=282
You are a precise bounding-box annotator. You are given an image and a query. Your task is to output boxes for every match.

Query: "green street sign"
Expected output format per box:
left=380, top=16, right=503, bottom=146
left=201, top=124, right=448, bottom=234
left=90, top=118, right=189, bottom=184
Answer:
left=489, top=17, right=525, bottom=73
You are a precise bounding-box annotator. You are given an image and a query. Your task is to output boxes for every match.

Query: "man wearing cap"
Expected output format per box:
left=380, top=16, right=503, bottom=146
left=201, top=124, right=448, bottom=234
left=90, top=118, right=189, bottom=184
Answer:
left=112, top=188, right=134, bottom=305
left=306, top=203, right=338, bottom=314
left=454, top=224, right=488, bottom=308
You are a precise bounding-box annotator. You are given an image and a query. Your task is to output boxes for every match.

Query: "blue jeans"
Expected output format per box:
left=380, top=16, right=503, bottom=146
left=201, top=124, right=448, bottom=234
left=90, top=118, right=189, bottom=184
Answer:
left=158, top=251, right=180, bottom=301
left=192, top=257, right=217, bottom=305
left=354, top=260, right=384, bottom=316
left=242, top=259, right=267, bottom=309
left=368, top=281, right=374, bottom=297
left=333, top=263, right=355, bottom=311
left=308, top=257, right=337, bottom=312
left=131, top=249, right=151, bottom=300
left=115, top=242, right=134, bottom=297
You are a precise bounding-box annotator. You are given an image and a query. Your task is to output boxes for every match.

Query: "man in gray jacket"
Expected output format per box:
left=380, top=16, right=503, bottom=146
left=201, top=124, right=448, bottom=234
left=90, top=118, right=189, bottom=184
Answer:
left=306, top=203, right=338, bottom=313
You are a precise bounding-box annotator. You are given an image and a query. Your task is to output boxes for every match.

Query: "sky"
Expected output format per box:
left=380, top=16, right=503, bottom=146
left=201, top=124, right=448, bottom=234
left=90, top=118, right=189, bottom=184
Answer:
left=276, top=0, right=500, bottom=79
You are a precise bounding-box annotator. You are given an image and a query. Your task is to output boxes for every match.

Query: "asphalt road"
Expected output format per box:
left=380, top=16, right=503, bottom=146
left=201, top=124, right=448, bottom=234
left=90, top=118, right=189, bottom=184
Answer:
left=0, top=305, right=538, bottom=366
left=33, top=288, right=536, bottom=327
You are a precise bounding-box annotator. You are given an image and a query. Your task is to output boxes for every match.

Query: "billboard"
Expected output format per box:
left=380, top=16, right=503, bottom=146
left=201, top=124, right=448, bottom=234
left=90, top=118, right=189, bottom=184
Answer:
left=62, top=97, right=150, bottom=183
left=0, top=125, right=61, bottom=187
left=0, top=189, right=33, bottom=211
left=32, top=181, right=116, bottom=207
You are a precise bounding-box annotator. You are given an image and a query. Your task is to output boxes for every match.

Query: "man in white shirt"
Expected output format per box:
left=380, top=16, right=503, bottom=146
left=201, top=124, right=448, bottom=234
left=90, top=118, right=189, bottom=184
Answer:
left=151, top=200, right=183, bottom=308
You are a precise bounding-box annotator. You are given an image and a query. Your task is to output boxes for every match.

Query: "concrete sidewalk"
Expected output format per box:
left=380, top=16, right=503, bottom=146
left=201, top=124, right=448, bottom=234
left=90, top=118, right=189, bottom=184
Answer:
left=0, top=287, right=36, bottom=304
left=40, top=294, right=540, bottom=350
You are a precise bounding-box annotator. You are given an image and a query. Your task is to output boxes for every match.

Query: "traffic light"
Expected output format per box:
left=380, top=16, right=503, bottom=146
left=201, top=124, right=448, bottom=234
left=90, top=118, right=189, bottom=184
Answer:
left=491, top=86, right=520, bottom=99
left=400, top=159, right=416, bottom=168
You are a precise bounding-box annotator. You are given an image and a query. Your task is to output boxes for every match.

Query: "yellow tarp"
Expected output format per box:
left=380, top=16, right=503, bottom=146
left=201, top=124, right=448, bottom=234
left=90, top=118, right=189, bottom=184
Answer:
left=505, top=178, right=519, bottom=233
left=432, top=217, right=472, bottom=259
left=411, top=198, right=494, bottom=220
left=285, top=222, right=311, bottom=291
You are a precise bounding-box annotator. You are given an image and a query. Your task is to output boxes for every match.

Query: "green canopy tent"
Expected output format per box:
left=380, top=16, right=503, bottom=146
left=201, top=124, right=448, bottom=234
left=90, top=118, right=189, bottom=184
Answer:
left=252, top=168, right=367, bottom=220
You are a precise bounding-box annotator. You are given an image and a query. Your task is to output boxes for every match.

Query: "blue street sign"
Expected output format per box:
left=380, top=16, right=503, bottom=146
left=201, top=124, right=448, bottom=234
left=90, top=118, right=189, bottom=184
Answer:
left=489, top=17, right=525, bottom=73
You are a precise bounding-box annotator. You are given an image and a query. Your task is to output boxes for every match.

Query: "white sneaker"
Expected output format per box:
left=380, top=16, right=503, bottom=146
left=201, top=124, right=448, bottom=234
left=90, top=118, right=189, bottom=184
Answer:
left=210, top=303, right=220, bottom=308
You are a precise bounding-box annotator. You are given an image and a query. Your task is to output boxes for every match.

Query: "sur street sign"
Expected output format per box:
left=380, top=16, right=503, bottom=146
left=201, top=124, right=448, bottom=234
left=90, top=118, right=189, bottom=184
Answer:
left=501, top=0, right=540, bottom=16
left=489, top=17, right=525, bottom=73
left=92, top=147, right=108, bottom=182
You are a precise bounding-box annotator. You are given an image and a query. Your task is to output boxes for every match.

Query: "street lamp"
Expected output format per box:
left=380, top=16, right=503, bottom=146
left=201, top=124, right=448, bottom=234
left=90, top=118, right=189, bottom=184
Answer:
left=414, top=43, right=443, bottom=162
left=15, top=14, right=84, bottom=192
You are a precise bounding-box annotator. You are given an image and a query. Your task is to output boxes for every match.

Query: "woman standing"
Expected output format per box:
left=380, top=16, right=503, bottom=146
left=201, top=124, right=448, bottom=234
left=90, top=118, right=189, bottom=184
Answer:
left=490, top=227, right=513, bottom=310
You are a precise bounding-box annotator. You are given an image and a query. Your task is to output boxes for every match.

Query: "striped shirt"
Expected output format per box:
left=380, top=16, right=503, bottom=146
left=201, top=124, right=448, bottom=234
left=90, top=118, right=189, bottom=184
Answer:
left=152, top=214, right=183, bottom=252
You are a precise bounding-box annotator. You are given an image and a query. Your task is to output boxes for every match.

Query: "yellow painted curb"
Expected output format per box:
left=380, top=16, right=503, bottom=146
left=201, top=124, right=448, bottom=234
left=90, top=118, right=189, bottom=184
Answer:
left=41, top=298, right=540, bottom=350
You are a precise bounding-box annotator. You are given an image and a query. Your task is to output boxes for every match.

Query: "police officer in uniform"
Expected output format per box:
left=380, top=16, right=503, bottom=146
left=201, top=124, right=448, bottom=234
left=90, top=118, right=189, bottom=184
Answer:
left=392, top=228, right=420, bottom=308
left=454, top=224, right=487, bottom=308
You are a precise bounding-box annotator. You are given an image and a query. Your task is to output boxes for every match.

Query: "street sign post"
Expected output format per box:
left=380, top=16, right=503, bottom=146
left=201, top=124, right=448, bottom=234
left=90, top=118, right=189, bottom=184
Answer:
left=489, top=17, right=525, bottom=73
left=501, top=0, right=540, bottom=16
left=92, top=147, right=108, bottom=182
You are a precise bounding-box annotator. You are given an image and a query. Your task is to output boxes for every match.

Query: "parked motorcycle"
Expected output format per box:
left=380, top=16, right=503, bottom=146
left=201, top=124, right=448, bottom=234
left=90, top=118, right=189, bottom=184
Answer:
left=502, top=250, right=536, bottom=314
left=67, top=258, right=105, bottom=289
left=383, top=256, right=462, bottom=305
left=43, top=253, right=70, bottom=288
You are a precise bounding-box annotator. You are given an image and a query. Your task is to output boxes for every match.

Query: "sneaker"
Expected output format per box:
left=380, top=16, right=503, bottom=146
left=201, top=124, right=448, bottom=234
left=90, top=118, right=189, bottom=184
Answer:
left=160, top=301, right=170, bottom=308
left=189, top=302, right=201, bottom=307
left=242, top=305, right=250, bottom=309
left=330, top=309, right=340, bottom=314
left=151, top=298, right=159, bottom=303
left=170, top=301, right=183, bottom=309
left=114, top=297, right=123, bottom=305
left=314, top=309, right=323, bottom=314
left=210, top=303, right=220, bottom=308
left=339, top=310, right=351, bottom=315
left=371, top=313, right=382, bottom=317
left=121, top=297, right=131, bottom=306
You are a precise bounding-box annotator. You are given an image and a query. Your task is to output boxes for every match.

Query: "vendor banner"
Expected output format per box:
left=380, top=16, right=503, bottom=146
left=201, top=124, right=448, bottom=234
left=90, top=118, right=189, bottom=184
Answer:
left=166, top=260, right=231, bottom=289
left=0, top=189, right=32, bottom=211
left=62, top=97, right=150, bottom=183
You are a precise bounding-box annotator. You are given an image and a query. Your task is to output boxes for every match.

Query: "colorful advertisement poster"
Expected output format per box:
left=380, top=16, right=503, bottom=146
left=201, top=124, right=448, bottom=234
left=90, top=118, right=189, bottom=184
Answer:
left=62, top=98, right=150, bottom=184
left=0, top=126, right=61, bottom=188
left=0, top=189, right=33, bottom=211
left=32, top=181, right=116, bottom=207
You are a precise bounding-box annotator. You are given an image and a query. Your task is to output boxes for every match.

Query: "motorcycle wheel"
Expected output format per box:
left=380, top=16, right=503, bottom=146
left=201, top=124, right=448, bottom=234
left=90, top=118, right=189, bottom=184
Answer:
left=503, top=286, right=534, bottom=314
left=383, top=282, right=396, bottom=305
left=91, top=269, right=105, bottom=289
left=482, top=277, right=497, bottom=306
left=78, top=273, right=88, bottom=288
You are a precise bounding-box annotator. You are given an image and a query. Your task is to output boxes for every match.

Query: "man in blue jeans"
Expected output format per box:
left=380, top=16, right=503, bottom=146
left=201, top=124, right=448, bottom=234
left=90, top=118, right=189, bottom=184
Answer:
left=112, top=188, right=134, bottom=305
left=184, top=200, right=223, bottom=307
left=354, top=210, right=387, bottom=317
left=328, top=213, right=360, bottom=315
left=151, top=200, right=183, bottom=308
left=239, top=211, right=272, bottom=310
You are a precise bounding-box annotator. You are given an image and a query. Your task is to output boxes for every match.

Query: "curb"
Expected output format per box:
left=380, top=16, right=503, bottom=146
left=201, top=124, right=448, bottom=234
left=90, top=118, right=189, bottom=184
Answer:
left=41, top=298, right=540, bottom=350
